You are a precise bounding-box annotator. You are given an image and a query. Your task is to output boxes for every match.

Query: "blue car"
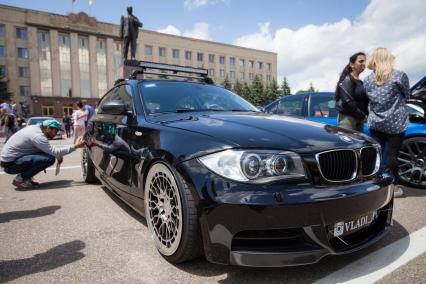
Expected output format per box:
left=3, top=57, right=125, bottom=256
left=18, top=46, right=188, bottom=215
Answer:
left=264, top=76, right=426, bottom=189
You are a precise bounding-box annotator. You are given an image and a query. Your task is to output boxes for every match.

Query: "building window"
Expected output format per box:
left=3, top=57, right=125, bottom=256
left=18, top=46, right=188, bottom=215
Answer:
left=59, top=34, right=71, bottom=97
left=63, top=106, right=73, bottom=116
left=159, top=47, right=166, bottom=57
left=0, top=65, right=6, bottom=77
left=230, top=71, right=235, bottom=79
left=38, top=31, right=52, bottom=96
left=0, top=45, right=4, bottom=57
left=230, top=57, right=235, bottom=65
left=0, top=25, right=4, bottom=37
left=240, top=72, right=244, bottom=80
left=208, top=68, right=215, bottom=77
left=219, top=56, right=225, bottom=64
left=78, top=36, right=90, bottom=98
left=249, top=60, right=254, bottom=68
left=258, top=74, right=263, bottom=80
left=258, top=62, right=263, bottom=70
left=16, top=27, right=27, bottom=40
left=172, top=49, right=180, bottom=59
left=145, top=45, right=152, bottom=55
left=266, top=74, right=271, bottom=81
left=220, top=69, right=225, bottom=78
left=185, top=51, right=192, bottom=60
left=17, top=47, right=29, bottom=58
left=18, top=66, right=30, bottom=77
left=267, top=63, right=271, bottom=71
left=19, top=86, right=30, bottom=96
left=208, top=54, right=215, bottom=63
left=197, top=53, right=203, bottom=62
left=239, top=59, right=245, bottom=67
left=97, top=39, right=107, bottom=97
left=42, top=106, right=54, bottom=116
left=249, top=73, right=254, bottom=80
left=113, top=41, right=122, bottom=81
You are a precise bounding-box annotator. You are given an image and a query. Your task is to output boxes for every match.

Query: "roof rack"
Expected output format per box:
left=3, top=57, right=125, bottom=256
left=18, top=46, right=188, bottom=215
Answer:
left=127, top=60, right=213, bottom=84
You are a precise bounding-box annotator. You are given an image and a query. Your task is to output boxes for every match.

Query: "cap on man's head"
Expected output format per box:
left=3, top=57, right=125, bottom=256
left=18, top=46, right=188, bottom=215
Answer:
left=42, top=119, right=62, bottom=129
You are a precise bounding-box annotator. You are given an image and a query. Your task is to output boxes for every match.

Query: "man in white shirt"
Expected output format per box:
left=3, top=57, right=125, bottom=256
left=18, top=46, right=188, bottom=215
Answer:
left=0, top=119, right=85, bottom=189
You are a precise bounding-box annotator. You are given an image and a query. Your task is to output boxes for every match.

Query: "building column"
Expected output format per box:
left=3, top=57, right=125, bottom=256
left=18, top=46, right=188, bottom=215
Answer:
left=5, top=24, right=18, bottom=100
left=70, top=32, right=80, bottom=98
left=49, top=29, right=60, bottom=97
left=106, top=38, right=114, bottom=88
left=88, top=35, right=98, bottom=98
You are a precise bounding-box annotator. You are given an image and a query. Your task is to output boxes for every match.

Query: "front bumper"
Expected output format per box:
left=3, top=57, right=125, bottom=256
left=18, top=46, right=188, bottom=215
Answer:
left=177, top=160, right=394, bottom=267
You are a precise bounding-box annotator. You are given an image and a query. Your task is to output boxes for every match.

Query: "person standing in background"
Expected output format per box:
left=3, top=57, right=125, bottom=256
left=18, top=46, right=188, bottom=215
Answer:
left=335, top=52, right=369, bottom=132
left=364, top=48, right=410, bottom=198
left=72, top=102, right=86, bottom=144
left=81, top=100, right=95, bottom=127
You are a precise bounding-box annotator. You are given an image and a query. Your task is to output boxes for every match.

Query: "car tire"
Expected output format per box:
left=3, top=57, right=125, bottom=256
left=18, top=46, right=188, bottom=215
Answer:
left=397, top=137, right=426, bottom=189
left=144, top=161, right=203, bottom=263
left=82, top=148, right=99, bottom=184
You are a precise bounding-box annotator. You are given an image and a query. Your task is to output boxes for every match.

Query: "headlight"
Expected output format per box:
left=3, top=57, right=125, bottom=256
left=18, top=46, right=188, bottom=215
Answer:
left=199, top=149, right=307, bottom=183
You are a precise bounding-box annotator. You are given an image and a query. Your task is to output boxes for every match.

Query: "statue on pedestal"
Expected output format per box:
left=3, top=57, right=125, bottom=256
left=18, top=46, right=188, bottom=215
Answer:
left=120, top=6, right=143, bottom=61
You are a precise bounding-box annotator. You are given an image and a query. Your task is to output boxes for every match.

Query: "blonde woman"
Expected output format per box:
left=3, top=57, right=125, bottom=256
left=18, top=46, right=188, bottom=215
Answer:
left=364, top=48, right=409, bottom=197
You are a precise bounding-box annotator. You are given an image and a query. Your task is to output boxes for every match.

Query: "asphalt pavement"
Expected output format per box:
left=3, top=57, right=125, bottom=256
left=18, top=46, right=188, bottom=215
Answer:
left=0, top=138, right=425, bottom=283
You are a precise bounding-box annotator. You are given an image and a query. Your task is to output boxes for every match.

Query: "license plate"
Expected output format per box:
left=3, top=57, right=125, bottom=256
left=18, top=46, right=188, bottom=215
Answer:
left=333, top=211, right=377, bottom=237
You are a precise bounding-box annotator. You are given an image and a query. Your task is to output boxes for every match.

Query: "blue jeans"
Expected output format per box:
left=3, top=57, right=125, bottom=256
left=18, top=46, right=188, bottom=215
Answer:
left=3, top=153, right=55, bottom=180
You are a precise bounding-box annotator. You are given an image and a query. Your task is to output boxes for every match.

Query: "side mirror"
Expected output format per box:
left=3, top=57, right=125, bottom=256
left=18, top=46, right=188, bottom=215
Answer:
left=101, top=100, right=128, bottom=115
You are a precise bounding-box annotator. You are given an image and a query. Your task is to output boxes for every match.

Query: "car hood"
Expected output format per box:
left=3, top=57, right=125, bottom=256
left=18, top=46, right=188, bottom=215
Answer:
left=150, top=112, right=373, bottom=153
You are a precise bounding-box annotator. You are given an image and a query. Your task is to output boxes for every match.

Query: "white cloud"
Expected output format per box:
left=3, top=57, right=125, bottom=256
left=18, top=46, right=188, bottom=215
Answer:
left=158, top=22, right=211, bottom=40
left=184, top=0, right=227, bottom=10
left=233, top=0, right=426, bottom=92
left=157, top=25, right=181, bottom=36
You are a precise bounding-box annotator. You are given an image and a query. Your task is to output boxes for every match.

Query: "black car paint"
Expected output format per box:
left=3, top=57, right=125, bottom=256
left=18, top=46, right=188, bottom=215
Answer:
left=86, top=80, right=393, bottom=267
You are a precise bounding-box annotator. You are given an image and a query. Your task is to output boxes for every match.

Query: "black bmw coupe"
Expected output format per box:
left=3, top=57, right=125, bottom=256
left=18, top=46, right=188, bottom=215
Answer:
left=82, top=62, right=394, bottom=267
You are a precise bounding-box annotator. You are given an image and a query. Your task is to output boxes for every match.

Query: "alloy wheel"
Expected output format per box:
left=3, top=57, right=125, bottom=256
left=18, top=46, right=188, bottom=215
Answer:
left=398, top=138, right=426, bottom=188
left=82, top=149, right=88, bottom=180
left=145, top=163, right=183, bottom=256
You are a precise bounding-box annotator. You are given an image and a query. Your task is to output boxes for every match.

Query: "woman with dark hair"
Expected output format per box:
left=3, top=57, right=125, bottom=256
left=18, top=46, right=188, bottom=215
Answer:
left=335, top=52, right=369, bottom=132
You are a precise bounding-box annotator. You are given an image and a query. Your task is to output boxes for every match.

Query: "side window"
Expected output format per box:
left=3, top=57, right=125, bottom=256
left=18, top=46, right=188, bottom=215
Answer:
left=278, top=96, right=304, bottom=116
left=264, top=101, right=278, bottom=114
left=310, top=94, right=337, bottom=118
left=97, top=85, right=133, bottom=114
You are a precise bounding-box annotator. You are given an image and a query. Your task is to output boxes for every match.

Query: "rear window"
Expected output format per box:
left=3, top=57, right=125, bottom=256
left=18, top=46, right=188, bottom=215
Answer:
left=139, top=81, right=257, bottom=114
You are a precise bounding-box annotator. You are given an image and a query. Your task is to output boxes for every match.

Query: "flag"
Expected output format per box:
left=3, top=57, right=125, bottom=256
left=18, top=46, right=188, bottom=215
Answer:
left=88, top=0, right=94, bottom=5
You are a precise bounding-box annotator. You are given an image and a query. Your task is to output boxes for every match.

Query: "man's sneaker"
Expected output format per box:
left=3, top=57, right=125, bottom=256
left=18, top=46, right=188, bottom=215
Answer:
left=12, top=178, right=33, bottom=189
left=393, top=185, right=404, bottom=198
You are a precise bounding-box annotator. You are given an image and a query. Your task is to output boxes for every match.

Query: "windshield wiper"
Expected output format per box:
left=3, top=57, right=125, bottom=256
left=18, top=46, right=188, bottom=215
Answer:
left=175, top=108, right=225, bottom=113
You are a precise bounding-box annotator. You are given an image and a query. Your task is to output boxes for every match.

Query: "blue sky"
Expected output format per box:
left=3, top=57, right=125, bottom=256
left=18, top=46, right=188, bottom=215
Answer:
left=1, top=0, right=425, bottom=91
left=1, top=0, right=369, bottom=44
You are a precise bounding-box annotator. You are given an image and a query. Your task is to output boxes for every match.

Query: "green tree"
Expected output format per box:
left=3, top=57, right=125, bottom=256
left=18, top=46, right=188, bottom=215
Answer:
left=250, top=75, right=264, bottom=106
left=265, top=78, right=280, bottom=105
left=221, top=75, right=232, bottom=90
left=0, top=76, right=12, bottom=103
left=233, top=80, right=243, bottom=97
left=281, top=76, right=291, bottom=96
left=241, top=82, right=251, bottom=101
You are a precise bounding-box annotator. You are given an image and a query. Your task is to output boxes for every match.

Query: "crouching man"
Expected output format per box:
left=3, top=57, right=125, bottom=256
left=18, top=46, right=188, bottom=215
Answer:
left=0, top=119, right=85, bottom=189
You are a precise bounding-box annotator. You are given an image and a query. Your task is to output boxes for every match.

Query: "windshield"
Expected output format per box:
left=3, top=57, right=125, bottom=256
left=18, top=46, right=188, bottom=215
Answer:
left=139, top=81, right=258, bottom=115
